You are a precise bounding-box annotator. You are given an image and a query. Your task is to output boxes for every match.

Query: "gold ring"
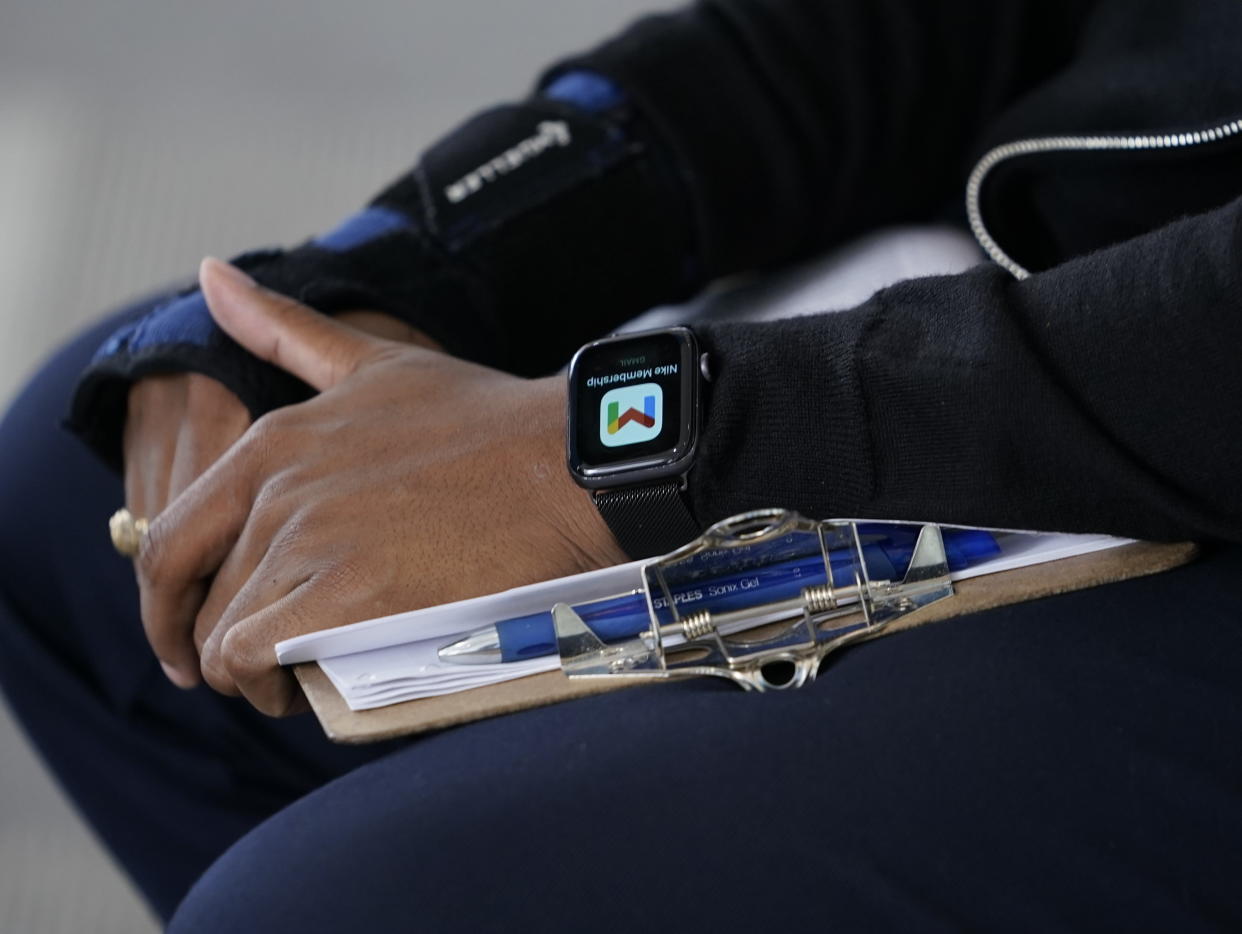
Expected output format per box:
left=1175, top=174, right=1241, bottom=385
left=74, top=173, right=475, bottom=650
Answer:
left=109, top=507, right=149, bottom=558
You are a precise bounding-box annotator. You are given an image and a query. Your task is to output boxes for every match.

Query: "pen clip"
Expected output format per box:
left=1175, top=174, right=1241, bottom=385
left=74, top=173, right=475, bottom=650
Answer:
left=553, top=509, right=954, bottom=691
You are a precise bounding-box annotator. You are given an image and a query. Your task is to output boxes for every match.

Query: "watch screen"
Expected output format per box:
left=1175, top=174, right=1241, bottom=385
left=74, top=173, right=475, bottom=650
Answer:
left=571, top=331, right=692, bottom=475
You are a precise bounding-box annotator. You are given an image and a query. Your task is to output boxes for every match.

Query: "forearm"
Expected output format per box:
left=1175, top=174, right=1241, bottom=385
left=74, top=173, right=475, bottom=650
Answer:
left=691, top=195, right=1242, bottom=542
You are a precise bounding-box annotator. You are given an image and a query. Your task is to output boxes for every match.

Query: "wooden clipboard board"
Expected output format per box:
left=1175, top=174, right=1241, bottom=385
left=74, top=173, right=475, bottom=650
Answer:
left=294, top=540, right=1197, bottom=744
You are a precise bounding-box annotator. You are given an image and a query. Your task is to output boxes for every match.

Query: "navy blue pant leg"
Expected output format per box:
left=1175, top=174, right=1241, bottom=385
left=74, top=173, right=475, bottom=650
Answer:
left=0, top=305, right=397, bottom=921
left=171, top=543, right=1242, bottom=933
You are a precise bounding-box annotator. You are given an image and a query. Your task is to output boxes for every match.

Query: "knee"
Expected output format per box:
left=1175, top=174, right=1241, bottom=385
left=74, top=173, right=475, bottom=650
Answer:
left=0, top=314, right=141, bottom=655
left=0, top=321, right=120, bottom=567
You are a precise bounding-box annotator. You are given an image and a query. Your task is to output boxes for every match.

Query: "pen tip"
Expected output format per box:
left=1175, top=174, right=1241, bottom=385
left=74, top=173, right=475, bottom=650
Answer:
left=437, top=629, right=503, bottom=665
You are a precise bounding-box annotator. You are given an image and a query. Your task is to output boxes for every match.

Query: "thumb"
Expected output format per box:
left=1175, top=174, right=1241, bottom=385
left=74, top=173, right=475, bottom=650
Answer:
left=198, top=256, right=384, bottom=391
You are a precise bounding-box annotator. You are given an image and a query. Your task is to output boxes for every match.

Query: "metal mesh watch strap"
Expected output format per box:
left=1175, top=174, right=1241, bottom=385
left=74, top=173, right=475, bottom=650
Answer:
left=593, top=480, right=701, bottom=559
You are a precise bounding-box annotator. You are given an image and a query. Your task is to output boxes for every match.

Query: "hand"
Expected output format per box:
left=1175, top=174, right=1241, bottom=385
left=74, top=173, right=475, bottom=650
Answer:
left=138, top=257, right=625, bottom=714
left=122, top=299, right=441, bottom=688
left=122, top=299, right=439, bottom=522
left=124, top=375, right=251, bottom=688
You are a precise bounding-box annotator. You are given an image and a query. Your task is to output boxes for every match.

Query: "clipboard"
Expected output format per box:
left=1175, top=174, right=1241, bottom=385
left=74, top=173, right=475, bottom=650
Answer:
left=292, top=514, right=1197, bottom=744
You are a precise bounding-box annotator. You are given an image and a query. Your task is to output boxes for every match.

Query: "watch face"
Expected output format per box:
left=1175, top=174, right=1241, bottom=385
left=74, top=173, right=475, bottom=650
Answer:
left=568, top=328, right=698, bottom=487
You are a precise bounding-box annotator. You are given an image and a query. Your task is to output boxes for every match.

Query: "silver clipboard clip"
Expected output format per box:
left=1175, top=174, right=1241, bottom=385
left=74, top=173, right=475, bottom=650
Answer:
left=553, top=509, right=954, bottom=691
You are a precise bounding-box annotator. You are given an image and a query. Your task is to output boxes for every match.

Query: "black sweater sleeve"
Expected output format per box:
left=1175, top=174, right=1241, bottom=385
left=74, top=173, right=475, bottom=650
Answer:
left=553, top=0, right=1093, bottom=278
left=689, top=194, right=1242, bottom=543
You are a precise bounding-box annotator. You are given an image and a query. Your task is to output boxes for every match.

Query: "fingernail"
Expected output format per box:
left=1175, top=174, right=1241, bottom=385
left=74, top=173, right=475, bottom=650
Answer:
left=201, top=256, right=256, bottom=290
left=160, top=660, right=197, bottom=690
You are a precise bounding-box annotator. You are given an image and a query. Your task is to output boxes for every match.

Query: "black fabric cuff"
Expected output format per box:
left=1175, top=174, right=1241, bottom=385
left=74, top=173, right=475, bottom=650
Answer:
left=383, top=96, right=701, bottom=375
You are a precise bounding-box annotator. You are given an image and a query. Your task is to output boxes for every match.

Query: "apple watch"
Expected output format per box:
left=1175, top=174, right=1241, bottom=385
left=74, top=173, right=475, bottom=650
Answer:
left=566, top=326, right=707, bottom=558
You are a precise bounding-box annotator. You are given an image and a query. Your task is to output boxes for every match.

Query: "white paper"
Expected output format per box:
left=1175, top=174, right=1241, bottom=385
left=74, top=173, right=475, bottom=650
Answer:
left=275, top=558, right=645, bottom=665
left=317, top=639, right=559, bottom=707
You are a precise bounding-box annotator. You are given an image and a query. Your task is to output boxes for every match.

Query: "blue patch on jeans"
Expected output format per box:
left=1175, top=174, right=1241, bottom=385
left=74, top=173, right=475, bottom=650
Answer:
left=314, top=205, right=413, bottom=252
left=542, top=71, right=625, bottom=113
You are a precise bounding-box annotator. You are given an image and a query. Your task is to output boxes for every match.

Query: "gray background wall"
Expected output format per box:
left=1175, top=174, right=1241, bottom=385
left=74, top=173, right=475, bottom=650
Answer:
left=0, top=1, right=659, bottom=929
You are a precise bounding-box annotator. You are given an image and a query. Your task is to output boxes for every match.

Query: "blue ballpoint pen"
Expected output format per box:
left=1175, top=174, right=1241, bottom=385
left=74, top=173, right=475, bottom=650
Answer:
left=439, top=528, right=1000, bottom=665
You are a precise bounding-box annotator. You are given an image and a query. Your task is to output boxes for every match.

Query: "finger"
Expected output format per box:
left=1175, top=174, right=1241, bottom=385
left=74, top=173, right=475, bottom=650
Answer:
left=192, top=547, right=258, bottom=666
left=123, top=376, right=185, bottom=519
left=191, top=505, right=293, bottom=666
left=198, top=256, right=386, bottom=391
left=136, top=439, right=259, bottom=686
left=196, top=550, right=305, bottom=698
left=209, top=578, right=327, bottom=716
left=125, top=435, right=171, bottom=522
left=166, top=378, right=250, bottom=503
left=199, top=551, right=374, bottom=715
left=154, top=580, right=209, bottom=688
left=167, top=418, right=221, bottom=505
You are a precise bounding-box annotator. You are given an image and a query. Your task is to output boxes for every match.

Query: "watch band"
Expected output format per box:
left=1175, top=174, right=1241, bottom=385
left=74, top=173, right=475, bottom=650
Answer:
left=593, top=480, right=701, bottom=559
